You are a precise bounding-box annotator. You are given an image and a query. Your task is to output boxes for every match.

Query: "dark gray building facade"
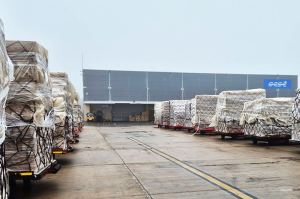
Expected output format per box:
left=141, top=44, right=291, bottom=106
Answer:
left=83, top=70, right=297, bottom=122
left=83, top=69, right=298, bottom=102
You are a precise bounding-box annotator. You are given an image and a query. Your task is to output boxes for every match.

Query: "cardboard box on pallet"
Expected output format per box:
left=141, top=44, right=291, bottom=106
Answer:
left=240, top=98, right=293, bottom=138
left=292, top=89, right=300, bottom=141
left=170, top=100, right=188, bottom=127
left=0, top=19, right=13, bottom=199
left=210, top=89, right=266, bottom=134
left=5, top=40, right=55, bottom=175
left=191, top=95, right=218, bottom=130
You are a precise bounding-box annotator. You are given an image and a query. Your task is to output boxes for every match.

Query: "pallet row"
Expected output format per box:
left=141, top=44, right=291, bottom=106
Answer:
left=154, top=88, right=300, bottom=145
left=0, top=19, right=84, bottom=199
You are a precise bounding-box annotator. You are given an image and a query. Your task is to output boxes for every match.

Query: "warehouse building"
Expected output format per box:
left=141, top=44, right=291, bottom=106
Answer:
left=83, top=69, right=298, bottom=122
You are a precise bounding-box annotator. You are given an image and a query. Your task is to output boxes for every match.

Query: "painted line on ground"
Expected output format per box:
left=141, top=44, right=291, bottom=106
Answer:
left=129, top=137, right=256, bottom=199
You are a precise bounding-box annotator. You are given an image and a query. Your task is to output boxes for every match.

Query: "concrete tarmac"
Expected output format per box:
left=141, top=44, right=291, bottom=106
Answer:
left=14, top=124, right=300, bottom=199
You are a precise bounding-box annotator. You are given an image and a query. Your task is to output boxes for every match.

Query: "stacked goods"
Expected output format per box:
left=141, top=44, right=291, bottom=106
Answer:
left=184, top=100, right=192, bottom=128
left=211, top=89, right=266, bottom=135
left=161, top=101, right=170, bottom=126
left=68, top=82, right=79, bottom=140
left=170, top=100, right=188, bottom=128
left=50, top=72, right=72, bottom=152
left=191, top=95, right=218, bottom=131
left=5, top=40, right=54, bottom=174
left=0, top=19, right=12, bottom=199
left=154, top=102, right=162, bottom=125
left=73, top=104, right=82, bottom=133
left=240, top=98, right=293, bottom=139
left=292, top=90, right=300, bottom=141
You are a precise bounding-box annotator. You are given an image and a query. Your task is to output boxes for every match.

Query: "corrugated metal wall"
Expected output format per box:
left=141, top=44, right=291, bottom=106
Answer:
left=83, top=70, right=298, bottom=101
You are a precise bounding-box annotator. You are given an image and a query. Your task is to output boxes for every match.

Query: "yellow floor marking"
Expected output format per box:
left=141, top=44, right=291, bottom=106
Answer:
left=129, top=137, right=255, bottom=199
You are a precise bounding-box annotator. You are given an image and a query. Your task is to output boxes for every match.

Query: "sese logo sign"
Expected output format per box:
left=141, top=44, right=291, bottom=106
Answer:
left=263, top=79, right=292, bottom=89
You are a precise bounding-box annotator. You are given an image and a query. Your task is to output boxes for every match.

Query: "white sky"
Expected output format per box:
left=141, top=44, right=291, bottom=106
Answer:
left=1, top=0, right=300, bottom=99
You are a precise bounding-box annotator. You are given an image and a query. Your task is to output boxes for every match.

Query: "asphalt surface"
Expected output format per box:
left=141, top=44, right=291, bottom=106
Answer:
left=14, top=124, right=300, bottom=199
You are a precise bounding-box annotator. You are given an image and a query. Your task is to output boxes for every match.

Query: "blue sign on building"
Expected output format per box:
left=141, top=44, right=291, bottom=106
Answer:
left=263, top=79, right=292, bottom=89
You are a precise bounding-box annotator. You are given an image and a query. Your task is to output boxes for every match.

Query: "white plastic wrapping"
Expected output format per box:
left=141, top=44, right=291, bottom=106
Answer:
left=170, top=100, right=188, bottom=127
left=154, top=102, right=162, bottom=125
left=191, top=95, right=218, bottom=129
left=184, top=100, right=192, bottom=128
left=50, top=72, right=73, bottom=151
left=161, top=101, right=170, bottom=126
left=5, top=40, right=54, bottom=174
left=241, top=98, right=293, bottom=137
left=0, top=18, right=11, bottom=199
left=292, top=90, right=300, bottom=141
left=211, top=89, right=266, bottom=134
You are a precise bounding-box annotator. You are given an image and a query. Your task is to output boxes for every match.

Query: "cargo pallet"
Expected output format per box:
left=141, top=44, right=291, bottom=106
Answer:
left=252, top=135, right=291, bottom=145
left=193, top=127, right=216, bottom=135
left=170, top=125, right=184, bottom=130
left=157, top=124, right=170, bottom=129
left=219, top=132, right=245, bottom=140
left=9, top=160, right=61, bottom=196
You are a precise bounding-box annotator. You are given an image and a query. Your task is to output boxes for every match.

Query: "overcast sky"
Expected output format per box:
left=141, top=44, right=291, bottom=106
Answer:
left=1, top=0, right=300, bottom=99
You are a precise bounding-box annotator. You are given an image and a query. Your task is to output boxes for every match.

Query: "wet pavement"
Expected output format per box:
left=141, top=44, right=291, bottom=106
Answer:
left=14, top=124, right=300, bottom=199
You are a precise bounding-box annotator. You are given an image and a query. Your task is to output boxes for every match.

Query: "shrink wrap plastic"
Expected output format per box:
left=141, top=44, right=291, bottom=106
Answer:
left=5, top=40, right=54, bottom=174
left=0, top=19, right=12, bottom=199
left=170, top=100, right=188, bottom=127
left=191, top=95, right=218, bottom=129
left=241, top=98, right=293, bottom=137
left=211, top=89, right=266, bottom=134
left=292, top=90, right=300, bottom=141
left=154, top=102, right=162, bottom=125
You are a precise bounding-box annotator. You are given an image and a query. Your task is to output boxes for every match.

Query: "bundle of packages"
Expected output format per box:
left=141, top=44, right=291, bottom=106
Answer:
left=184, top=100, right=192, bottom=128
left=5, top=40, right=54, bottom=175
left=50, top=72, right=73, bottom=151
left=161, top=101, right=170, bottom=126
left=0, top=19, right=13, bottom=199
left=154, top=102, right=162, bottom=125
left=170, top=100, right=188, bottom=127
left=68, top=82, right=79, bottom=140
left=241, top=98, right=293, bottom=138
left=191, top=95, right=218, bottom=130
left=292, top=90, right=300, bottom=141
left=73, top=104, right=82, bottom=133
left=211, top=89, right=266, bottom=134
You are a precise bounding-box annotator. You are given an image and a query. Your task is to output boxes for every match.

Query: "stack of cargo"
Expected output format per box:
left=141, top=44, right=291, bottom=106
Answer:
left=50, top=72, right=73, bottom=152
left=191, top=95, right=218, bottom=133
left=68, top=82, right=79, bottom=140
left=169, top=100, right=188, bottom=128
left=0, top=19, right=12, bottom=199
left=154, top=102, right=162, bottom=126
left=73, top=104, right=82, bottom=134
left=292, top=90, right=300, bottom=142
left=161, top=101, right=170, bottom=127
left=211, top=89, right=266, bottom=138
left=240, top=98, right=293, bottom=143
left=184, top=100, right=192, bottom=129
left=5, top=40, right=55, bottom=175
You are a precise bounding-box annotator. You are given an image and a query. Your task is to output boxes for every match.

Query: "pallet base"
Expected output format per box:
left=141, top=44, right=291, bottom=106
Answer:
left=252, top=135, right=291, bottom=145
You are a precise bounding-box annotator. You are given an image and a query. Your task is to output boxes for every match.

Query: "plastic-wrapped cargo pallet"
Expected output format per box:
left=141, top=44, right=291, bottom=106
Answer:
left=73, top=104, right=82, bottom=134
left=191, top=95, right=218, bottom=132
left=211, top=89, right=266, bottom=137
left=154, top=102, right=162, bottom=126
left=50, top=72, right=73, bottom=152
left=5, top=40, right=55, bottom=176
left=161, top=101, right=170, bottom=127
left=170, top=100, right=188, bottom=128
left=240, top=98, right=293, bottom=142
left=184, top=100, right=192, bottom=129
left=68, top=82, right=79, bottom=141
left=0, top=19, right=13, bottom=199
left=292, top=89, right=300, bottom=142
